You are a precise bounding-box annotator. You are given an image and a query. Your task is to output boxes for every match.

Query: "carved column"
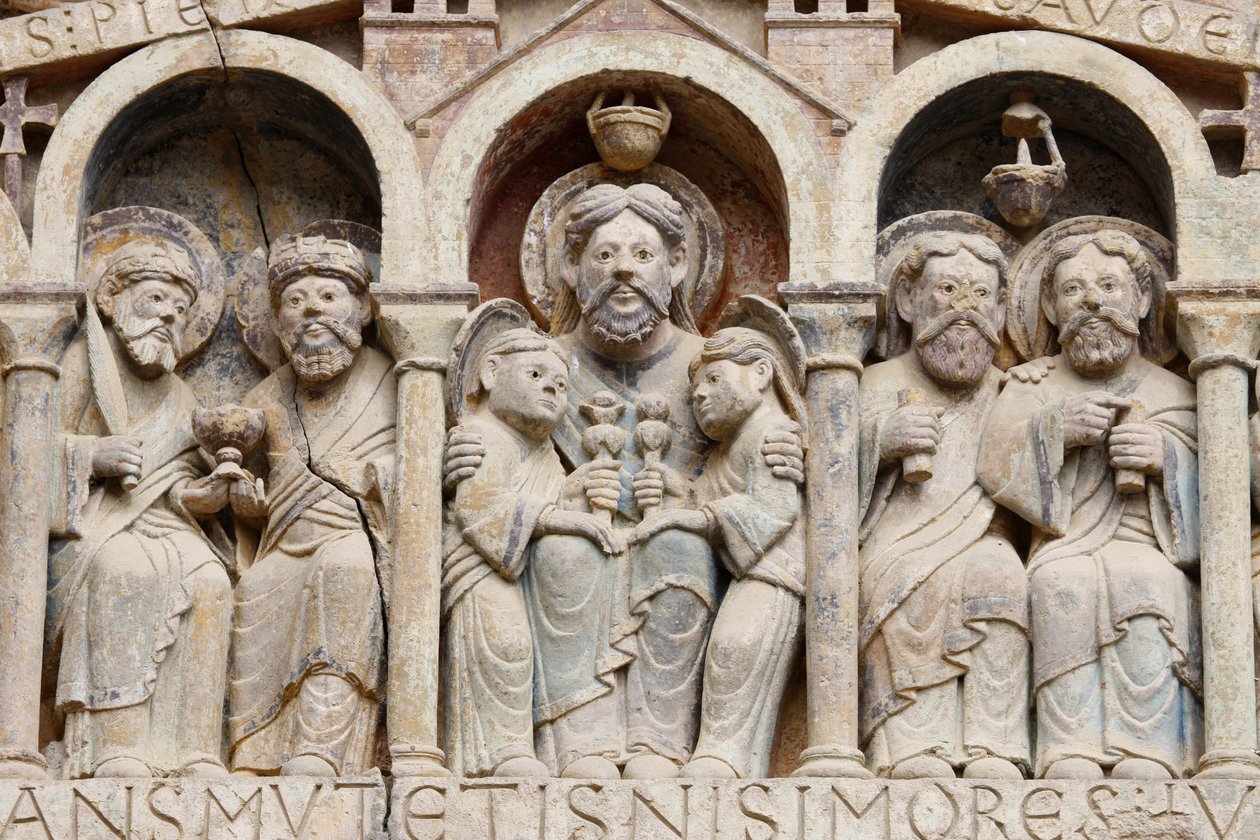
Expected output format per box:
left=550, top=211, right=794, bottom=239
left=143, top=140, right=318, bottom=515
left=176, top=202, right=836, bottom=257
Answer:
left=781, top=282, right=880, bottom=779
left=0, top=291, right=78, bottom=778
left=373, top=283, right=478, bottom=777
left=1174, top=289, right=1260, bottom=779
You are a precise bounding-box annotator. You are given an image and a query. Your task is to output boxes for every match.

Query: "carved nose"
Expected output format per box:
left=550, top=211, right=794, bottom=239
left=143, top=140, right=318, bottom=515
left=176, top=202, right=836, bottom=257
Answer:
left=1082, top=290, right=1102, bottom=310
left=951, top=285, right=976, bottom=312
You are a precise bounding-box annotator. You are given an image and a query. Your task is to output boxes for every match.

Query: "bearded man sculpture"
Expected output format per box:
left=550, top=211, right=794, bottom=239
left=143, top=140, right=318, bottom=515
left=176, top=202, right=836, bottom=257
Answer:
left=857, top=232, right=1029, bottom=780
left=48, top=239, right=232, bottom=779
left=446, top=183, right=802, bottom=779
left=979, top=229, right=1201, bottom=780
left=229, top=234, right=392, bottom=777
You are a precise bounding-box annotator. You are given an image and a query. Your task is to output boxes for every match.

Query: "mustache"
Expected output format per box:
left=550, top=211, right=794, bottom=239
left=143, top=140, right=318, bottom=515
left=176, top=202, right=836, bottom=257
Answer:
left=915, top=309, right=1000, bottom=348
left=583, top=276, right=670, bottom=318
left=116, top=316, right=183, bottom=356
left=1058, top=308, right=1139, bottom=344
left=288, top=316, right=363, bottom=352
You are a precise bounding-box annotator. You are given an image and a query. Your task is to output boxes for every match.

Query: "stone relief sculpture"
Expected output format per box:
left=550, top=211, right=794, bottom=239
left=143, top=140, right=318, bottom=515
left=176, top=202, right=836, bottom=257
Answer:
left=227, top=232, right=391, bottom=777
left=441, top=299, right=621, bottom=778
left=445, top=181, right=803, bottom=780
left=46, top=207, right=232, bottom=779
left=628, top=295, right=807, bottom=780
left=979, top=219, right=1201, bottom=781
left=858, top=216, right=1030, bottom=781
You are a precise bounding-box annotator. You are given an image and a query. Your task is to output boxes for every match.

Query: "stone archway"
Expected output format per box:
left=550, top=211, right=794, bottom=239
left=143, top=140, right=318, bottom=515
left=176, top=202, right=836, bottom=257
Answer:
left=30, top=28, right=424, bottom=290
left=834, top=29, right=1218, bottom=286
left=425, top=29, right=836, bottom=287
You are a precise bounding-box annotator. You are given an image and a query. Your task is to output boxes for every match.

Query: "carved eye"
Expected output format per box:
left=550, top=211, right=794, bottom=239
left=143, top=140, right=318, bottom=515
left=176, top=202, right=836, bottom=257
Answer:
left=287, top=295, right=302, bottom=307
left=175, top=305, right=187, bottom=315
left=939, top=283, right=955, bottom=295
left=1101, top=281, right=1116, bottom=293
left=531, top=369, right=542, bottom=379
left=322, top=292, right=336, bottom=302
left=974, top=287, right=989, bottom=298
left=151, top=293, right=163, bottom=304
left=556, top=380, right=567, bottom=392
left=1064, top=284, right=1080, bottom=296
left=635, top=249, right=653, bottom=262
left=596, top=250, right=614, bottom=263
left=708, top=373, right=719, bottom=384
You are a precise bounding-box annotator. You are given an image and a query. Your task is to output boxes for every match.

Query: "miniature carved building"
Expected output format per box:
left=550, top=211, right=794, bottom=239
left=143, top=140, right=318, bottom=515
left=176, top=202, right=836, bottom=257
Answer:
left=0, top=0, right=1256, bottom=836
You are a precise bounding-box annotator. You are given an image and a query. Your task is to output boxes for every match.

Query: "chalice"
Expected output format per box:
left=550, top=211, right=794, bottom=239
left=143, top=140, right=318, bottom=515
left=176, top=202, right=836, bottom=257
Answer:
left=192, top=404, right=267, bottom=483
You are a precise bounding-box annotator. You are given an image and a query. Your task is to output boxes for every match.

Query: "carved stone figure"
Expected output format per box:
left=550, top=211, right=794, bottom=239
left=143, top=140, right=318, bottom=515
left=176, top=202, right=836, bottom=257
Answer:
left=228, top=233, right=391, bottom=777
left=859, top=230, right=1030, bottom=780
left=441, top=301, right=621, bottom=778
left=446, top=183, right=802, bottom=780
left=978, top=228, right=1202, bottom=780
left=47, top=237, right=232, bottom=779
left=629, top=296, right=806, bottom=780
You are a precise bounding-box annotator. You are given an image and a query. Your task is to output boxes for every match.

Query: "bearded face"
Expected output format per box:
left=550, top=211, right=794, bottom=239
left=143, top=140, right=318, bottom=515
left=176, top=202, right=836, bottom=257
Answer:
left=573, top=209, right=679, bottom=347
left=275, top=273, right=366, bottom=383
left=906, top=251, right=1003, bottom=388
left=1047, top=244, right=1144, bottom=378
left=109, top=278, right=191, bottom=377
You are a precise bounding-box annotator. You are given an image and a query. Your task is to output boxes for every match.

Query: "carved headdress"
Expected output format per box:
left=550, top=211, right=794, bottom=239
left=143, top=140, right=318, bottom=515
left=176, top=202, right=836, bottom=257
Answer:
left=695, top=294, right=808, bottom=429
left=267, top=234, right=372, bottom=305
left=94, top=239, right=200, bottom=314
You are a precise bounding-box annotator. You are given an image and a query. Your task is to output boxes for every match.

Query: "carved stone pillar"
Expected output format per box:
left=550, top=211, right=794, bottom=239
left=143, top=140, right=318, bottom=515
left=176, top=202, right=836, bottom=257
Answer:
left=1174, top=289, right=1260, bottom=779
left=781, top=282, right=880, bottom=779
left=374, top=283, right=478, bottom=778
left=0, top=291, right=78, bottom=778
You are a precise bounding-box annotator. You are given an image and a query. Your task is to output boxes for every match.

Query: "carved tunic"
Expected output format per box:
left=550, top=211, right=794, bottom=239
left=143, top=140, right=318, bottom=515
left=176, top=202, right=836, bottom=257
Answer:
left=441, top=415, right=564, bottom=776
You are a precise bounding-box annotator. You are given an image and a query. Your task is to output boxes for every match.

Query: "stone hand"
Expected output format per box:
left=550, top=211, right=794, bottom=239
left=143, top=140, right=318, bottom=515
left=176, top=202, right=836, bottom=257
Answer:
left=262, top=404, right=295, bottom=453
left=443, top=426, right=485, bottom=493
left=538, top=508, right=625, bottom=555
left=762, top=423, right=805, bottom=484
left=1061, top=392, right=1130, bottom=449
left=630, top=508, right=710, bottom=544
left=564, top=458, right=622, bottom=514
left=1003, top=357, right=1055, bottom=385
left=633, top=463, right=692, bottom=511
left=1108, top=423, right=1165, bottom=477
left=230, top=476, right=269, bottom=520
left=878, top=405, right=944, bottom=462
left=177, top=473, right=231, bottom=515
left=92, top=435, right=143, bottom=480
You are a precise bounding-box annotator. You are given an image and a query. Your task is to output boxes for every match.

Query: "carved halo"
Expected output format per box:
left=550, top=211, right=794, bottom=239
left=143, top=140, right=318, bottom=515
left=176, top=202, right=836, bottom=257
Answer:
left=235, top=219, right=383, bottom=371
left=80, top=206, right=228, bottom=363
left=874, top=211, right=1022, bottom=360
left=446, top=298, right=539, bottom=426
left=519, top=163, right=725, bottom=328
left=716, top=294, right=807, bottom=395
left=1007, top=215, right=1176, bottom=364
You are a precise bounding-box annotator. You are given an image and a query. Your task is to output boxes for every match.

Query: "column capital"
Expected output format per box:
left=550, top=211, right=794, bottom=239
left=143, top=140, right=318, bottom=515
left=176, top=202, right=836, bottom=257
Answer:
left=1172, top=287, right=1260, bottom=365
left=779, top=281, right=883, bottom=362
left=372, top=284, right=479, bottom=363
left=0, top=287, right=81, bottom=371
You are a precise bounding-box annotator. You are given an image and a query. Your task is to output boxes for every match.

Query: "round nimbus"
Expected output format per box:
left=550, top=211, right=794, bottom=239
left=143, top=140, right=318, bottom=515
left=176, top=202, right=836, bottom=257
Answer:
left=520, top=163, right=725, bottom=330
left=235, top=219, right=382, bottom=370
left=446, top=298, right=540, bottom=427
left=80, top=206, right=228, bottom=363
left=874, top=211, right=1022, bottom=361
left=1006, top=215, right=1175, bottom=364
left=716, top=293, right=807, bottom=395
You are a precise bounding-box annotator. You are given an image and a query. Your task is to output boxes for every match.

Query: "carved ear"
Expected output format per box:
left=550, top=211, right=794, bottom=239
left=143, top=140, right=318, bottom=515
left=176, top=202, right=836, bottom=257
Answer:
left=561, top=249, right=581, bottom=291
left=751, top=358, right=773, bottom=393
left=479, top=356, right=498, bottom=394
left=668, top=242, right=689, bottom=289
left=357, top=293, right=374, bottom=328
left=991, top=283, right=1008, bottom=335
left=1040, top=285, right=1059, bottom=332
left=1137, top=282, right=1152, bottom=321
left=96, top=288, right=117, bottom=321
left=893, top=280, right=915, bottom=325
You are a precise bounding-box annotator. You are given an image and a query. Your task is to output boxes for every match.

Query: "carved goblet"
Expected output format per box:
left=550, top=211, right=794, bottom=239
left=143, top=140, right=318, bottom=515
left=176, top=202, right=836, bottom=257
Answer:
left=193, top=404, right=267, bottom=483
left=586, top=91, right=671, bottom=172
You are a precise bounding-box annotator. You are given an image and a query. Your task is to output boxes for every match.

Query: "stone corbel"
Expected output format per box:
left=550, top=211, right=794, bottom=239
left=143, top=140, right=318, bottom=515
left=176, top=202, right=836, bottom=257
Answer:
left=0, top=288, right=80, bottom=778
left=373, top=283, right=479, bottom=778
left=779, top=281, right=881, bottom=779
left=1173, top=288, right=1260, bottom=780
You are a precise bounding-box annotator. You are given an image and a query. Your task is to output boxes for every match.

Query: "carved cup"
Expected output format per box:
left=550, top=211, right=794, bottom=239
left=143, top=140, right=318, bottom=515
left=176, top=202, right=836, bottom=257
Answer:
left=983, top=162, right=1066, bottom=228
left=193, top=404, right=267, bottom=469
left=586, top=92, right=671, bottom=172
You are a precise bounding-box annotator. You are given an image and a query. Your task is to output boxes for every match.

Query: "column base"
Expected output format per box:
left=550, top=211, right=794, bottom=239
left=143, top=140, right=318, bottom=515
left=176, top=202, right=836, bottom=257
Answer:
left=1195, top=749, right=1260, bottom=780
left=0, top=750, right=48, bottom=779
left=390, top=744, right=452, bottom=778
left=792, top=745, right=872, bottom=779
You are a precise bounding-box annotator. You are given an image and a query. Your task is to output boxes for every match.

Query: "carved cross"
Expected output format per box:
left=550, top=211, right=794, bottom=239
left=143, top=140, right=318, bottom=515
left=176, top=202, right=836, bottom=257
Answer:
left=1199, top=71, right=1260, bottom=174
left=0, top=76, right=57, bottom=212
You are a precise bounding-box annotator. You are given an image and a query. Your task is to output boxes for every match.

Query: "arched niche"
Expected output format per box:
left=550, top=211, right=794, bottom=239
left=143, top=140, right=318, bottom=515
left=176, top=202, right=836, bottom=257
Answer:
left=30, top=28, right=425, bottom=401
left=835, top=31, right=1217, bottom=286
left=427, top=30, right=835, bottom=303
left=465, top=70, right=792, bottom=332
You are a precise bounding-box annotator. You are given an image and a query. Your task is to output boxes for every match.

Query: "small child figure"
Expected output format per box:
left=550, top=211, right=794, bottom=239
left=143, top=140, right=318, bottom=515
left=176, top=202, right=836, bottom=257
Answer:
left=631, top=295, right=808, bottom=779
left=442, top=300, right=622, bottom=778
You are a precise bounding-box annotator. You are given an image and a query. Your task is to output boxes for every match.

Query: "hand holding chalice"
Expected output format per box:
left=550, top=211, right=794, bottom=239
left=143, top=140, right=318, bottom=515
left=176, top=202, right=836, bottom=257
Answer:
left=192, top=404, right=267, bottom=485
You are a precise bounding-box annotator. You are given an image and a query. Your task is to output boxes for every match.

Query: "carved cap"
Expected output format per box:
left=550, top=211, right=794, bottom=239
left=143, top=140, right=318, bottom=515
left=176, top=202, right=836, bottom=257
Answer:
left=267, top=233, right=372, bottom=305
left=98, top=239, right=200, bottom=306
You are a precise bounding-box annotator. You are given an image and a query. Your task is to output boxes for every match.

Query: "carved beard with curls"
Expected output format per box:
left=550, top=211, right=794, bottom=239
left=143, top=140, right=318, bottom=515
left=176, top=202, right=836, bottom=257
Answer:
left=578, top=273, right=672, bottom=347
left=113, top=299, right=184, bottom=375
left=1057, top=307, right=1140, bottom=377
left=913, top=309, right=1000, bottom=388
left=280, top=314, right=364, bottom=383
